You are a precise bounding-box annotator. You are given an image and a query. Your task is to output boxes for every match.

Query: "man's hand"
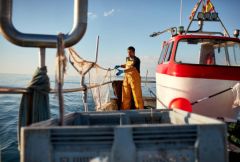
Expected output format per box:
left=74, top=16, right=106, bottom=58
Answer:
left=116, top=69, right=124, bottom=76
left=114, top=65, right=121, bottom=69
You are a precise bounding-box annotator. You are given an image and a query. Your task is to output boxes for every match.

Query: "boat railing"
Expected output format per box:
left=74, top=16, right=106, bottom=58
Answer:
left=0, top=80, right=156, bottom=94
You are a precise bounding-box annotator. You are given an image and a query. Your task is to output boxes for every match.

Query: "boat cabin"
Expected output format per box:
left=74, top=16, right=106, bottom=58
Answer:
left=153, top=10, right=240, bottom=119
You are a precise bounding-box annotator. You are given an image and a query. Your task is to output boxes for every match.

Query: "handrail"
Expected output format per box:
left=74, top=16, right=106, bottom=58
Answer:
left=0, top=82, right=110, bottom=94
left=0, top=80, right=156, bottom=94
left=0, top=0, right=88, bottom=48
left=187, top=31, right=224, bottom=36
left=0, top=87, right=28, bottom=94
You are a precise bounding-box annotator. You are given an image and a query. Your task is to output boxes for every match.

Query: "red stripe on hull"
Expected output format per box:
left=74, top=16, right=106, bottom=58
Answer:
left=156, top=63, right=240, bottom=81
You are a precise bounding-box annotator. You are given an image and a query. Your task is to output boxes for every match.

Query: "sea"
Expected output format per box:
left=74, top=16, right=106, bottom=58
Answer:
left=0, top=73, right=156, bottom=162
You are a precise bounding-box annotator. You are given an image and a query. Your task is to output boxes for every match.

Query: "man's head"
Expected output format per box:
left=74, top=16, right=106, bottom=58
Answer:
left=127, top=46, right=135, bottom=57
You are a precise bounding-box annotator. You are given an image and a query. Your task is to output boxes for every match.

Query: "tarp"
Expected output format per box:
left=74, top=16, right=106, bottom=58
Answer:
left=18, top=66, right=50, bottom=146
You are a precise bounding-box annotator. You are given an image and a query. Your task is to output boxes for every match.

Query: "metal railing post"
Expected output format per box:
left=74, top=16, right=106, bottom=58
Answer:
left=39, top=48, right=46, bottom=68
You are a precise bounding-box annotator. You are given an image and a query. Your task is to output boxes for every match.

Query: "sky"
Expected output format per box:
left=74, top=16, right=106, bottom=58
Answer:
left=0, top=0, right=240, bottom=77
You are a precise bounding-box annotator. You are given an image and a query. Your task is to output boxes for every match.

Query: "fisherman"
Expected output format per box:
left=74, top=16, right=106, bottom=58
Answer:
left=115, top=46, right=144, bottom=110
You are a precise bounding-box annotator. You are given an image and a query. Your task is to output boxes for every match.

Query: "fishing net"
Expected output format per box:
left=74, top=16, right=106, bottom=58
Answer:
left=68, top=48, right=118, bottom=111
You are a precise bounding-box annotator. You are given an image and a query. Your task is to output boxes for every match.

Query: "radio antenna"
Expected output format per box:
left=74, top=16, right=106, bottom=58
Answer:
left=180, top=0, right=183, bottom=26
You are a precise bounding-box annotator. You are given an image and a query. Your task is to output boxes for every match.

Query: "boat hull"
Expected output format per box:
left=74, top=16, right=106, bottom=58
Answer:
left=156, top=73, right=240, bottom=119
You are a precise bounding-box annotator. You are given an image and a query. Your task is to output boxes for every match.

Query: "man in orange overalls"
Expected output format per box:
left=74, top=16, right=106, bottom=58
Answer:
left=115, top=46, right=144, bottom=110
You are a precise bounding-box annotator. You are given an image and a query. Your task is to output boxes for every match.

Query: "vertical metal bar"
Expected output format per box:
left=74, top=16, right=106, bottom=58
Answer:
left=218, top=18, right=230, bottom=37
left=95, top=35, right=99, bottom=63
left=212, top=8, right=230, bottom=37
left=57, top=34, right=65, bottom=126
left=119, top=114, right=122, bottom=126
left=224, top=43, right=230, bottom=66
left=39, top=48, right=46, bottom=68
left=180, top=0, right=183, bottom=26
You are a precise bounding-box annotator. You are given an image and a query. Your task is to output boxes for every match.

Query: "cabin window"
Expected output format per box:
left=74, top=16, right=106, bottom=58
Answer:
left=158, top=44, right=168, bottom=64
left=214, top=45, right=228, bottom=65
left=163, top=42, right=174, bottom=62
left=175, top=40, right=200, bottom=64
left=175, top=39, right=240, bottom=67
left=226, top=43, right=240, bottom=66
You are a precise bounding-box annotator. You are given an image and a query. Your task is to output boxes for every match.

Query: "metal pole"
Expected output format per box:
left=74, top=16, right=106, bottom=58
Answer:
left=39, top=48, right=46, bottom=68
left=95, top=35, right=99, bottom=63
left=180, top=0, right=183, bottom=26
left=57, top=34, right=65, bottom=126
left=218, top=18, right=230, bottom=37
left=211, top=8, right=230, bottom=37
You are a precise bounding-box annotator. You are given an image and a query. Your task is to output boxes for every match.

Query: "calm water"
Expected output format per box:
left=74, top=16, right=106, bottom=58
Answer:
left=0, top=73, right=94, bottom=162
left=0, top=73, right=155, bottom=162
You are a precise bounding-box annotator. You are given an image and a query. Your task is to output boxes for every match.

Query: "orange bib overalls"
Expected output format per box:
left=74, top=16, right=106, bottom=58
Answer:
left=122, top=57, right=144, bottom=109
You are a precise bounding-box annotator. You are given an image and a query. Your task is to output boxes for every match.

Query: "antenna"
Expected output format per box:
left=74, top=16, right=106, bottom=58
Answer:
left=180, top=0, right=183, bottom=26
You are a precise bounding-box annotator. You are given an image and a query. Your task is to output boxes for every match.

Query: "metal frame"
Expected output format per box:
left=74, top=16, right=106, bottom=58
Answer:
left=185, top=1, right=230, bottom=37
left=0, top=0, right=88, bottom=48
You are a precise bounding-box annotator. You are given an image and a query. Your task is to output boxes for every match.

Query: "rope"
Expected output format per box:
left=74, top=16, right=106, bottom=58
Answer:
left=55, top=33, right=67, bottom=126
left=0, top=81, right=114, bottom=94
left=107, top=68, right=112, bottom=101
left=0, top=80, right=155, bottom=94
left=191, top=87, right=233, bottom=105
